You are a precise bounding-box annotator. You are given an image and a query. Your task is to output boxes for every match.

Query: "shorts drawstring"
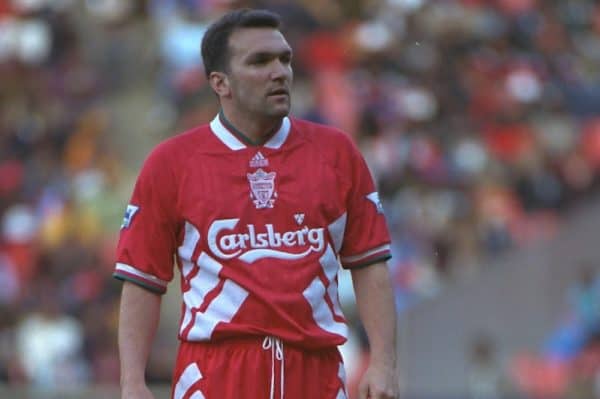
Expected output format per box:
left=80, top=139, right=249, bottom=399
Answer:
left=262, top=336, right=284, bottom=399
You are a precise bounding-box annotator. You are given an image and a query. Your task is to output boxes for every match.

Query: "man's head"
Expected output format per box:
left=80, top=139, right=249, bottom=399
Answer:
left=201, top=9, right=293, bottom=121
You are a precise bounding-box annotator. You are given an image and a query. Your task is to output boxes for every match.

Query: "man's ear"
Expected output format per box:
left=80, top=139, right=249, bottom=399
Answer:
left=208, top=71, right=231, bottom=98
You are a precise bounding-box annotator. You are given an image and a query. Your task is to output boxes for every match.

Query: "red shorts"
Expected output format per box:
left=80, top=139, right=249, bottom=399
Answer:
left=171, top=336, right=348, bottom=399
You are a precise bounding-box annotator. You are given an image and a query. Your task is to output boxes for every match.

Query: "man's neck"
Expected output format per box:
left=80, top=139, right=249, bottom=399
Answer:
left=219, top=109, right=282, bottom=146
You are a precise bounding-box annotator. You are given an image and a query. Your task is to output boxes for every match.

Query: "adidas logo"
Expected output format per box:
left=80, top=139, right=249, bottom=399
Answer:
left=294, top=213, right=305, bottom=225
left=250, top=151, right=269, bottom=168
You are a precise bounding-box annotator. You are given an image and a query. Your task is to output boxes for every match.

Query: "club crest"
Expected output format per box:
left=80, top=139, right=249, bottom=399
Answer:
left=247, top=168, right=277, bottom=209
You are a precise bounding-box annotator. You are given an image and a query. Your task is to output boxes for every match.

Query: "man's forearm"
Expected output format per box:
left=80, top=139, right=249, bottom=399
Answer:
left=351, top=262, right=397, bottom=366
left=118, top=281, right=162, bottom=387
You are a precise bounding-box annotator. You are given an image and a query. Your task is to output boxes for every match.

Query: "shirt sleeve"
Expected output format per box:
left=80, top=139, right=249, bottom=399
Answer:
left=338, top=139, right=392, bottom=269
left=113, top=145, right=179, bottom=294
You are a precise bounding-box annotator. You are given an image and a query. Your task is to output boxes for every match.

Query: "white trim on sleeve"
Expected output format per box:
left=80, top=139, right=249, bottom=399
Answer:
left=115, top=262, right=168, bottom=288
left=340, top=244, right=390, bottom=264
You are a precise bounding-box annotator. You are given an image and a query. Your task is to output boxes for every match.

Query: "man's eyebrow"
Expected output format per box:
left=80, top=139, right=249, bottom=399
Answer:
left=247, top=49, right=293, bottom=59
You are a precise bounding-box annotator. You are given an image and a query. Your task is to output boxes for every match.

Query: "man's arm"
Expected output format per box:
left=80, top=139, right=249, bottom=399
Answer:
left=351, top=261, right=399, bottom=399
left=118, top=281, right=162, bottom=399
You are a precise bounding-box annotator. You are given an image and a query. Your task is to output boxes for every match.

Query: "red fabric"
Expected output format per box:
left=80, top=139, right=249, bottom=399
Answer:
left=3, top=242, right=37, bottom=284
left=172, top=338, right=346, bottom=399
left=496, top=0, right=538, bottom=15
left=298, top=31, right=351, bottom=72
left=114, top=116, right=391, bottom=349
left=314, top=70, right=359, bottom=136
left=572, top=344, right=600, bottom=379
left=0, top=0, right=13, bottom=16
left=0, top=160, right=24, bottom=195
left=510, top=354, right=569, bottom=398
left=593, top=5, right=600, bottom=35
left=483, top=124, right=536, bottom=163
left=580, top=118, right=600, bottom=170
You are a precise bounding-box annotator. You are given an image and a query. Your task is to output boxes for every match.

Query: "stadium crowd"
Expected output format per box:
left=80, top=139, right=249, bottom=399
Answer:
left=1, top=0, right=600, bottom=396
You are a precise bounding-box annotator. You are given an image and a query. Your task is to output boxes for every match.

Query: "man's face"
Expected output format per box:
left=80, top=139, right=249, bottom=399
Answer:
left=225, top=27, right=293, bottom=119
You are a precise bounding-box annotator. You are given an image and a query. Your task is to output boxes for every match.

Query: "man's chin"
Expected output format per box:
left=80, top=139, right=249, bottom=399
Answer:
left=267, top=106, right=290, bottom=118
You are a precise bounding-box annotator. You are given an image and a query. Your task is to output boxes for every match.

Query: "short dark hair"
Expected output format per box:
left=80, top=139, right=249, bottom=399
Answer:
left=201, top=9, right=282, bottom=79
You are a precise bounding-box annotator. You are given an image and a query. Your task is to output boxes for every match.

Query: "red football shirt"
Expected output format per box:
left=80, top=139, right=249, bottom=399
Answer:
left=114, top=113, right=391, bottom=349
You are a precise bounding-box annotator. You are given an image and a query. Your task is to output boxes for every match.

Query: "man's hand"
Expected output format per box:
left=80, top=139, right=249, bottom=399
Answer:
left=122, top=383, right=156, bottom=399
left=351, top=262, right=400, bottom=399
left=357, top=362, right=399, bottom=399
left=118, top=282, right=162, bottom=399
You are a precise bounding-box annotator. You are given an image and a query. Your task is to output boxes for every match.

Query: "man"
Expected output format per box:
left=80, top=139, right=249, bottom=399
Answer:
left=114, top=8, right=398, bottom=399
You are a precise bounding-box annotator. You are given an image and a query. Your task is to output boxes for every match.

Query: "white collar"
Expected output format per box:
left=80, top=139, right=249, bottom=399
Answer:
left=209, top=114, right=291, bottom=151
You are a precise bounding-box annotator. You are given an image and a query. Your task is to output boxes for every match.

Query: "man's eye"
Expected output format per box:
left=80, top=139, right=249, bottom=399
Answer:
left=251, top=58, right=269, bottom=65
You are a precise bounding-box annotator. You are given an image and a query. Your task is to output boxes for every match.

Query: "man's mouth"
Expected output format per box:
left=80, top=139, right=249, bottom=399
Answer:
left=268, top=89, right=289, bottom=97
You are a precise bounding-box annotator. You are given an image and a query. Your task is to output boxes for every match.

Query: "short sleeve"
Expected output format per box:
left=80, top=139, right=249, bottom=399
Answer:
left=338, top=139, right=392, bottom=269
left=113, top=145, right=180, bottom=294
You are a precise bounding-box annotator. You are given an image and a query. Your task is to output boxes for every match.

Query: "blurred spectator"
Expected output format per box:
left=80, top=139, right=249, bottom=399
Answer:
left=15, top=278, right=89, bottom=387
left=569, top=265, right=600, bottom=338
left=568, top=330, right=600, bottom=399
left=517, top=265, right=600, bottom=396
left=466, top=333, right=512, bottom=399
